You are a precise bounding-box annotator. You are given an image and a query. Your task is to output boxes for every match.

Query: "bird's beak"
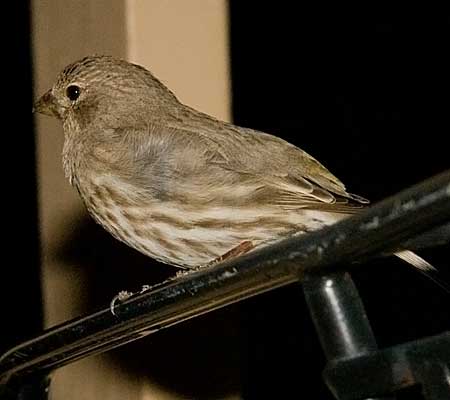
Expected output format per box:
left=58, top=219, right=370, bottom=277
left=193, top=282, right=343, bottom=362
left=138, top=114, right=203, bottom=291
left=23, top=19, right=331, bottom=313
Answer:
left=33, top=90, right=61, bottom=118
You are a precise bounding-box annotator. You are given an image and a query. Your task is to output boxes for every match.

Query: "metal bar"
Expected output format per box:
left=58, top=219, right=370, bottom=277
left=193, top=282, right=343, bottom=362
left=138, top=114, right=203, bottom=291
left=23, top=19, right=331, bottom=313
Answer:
left=303, top=272, right=396, bottom=399
left=303, top=272, right=379, bottom=359
left=398, top=222, right=450, bottom=251
left=413, top=360, right=450, bottom=400
left=322, top=332, right=450, bottom=400
left=1, top=170, right=450, bottom=387
left=409, top=335, right=450, bottom=400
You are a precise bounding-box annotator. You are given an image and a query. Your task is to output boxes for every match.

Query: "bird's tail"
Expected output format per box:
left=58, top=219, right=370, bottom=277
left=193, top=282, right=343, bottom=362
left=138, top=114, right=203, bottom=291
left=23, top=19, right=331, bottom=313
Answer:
left=395, top=250, right=449, bottom=293
left=395, top=250, right=435, bottom=271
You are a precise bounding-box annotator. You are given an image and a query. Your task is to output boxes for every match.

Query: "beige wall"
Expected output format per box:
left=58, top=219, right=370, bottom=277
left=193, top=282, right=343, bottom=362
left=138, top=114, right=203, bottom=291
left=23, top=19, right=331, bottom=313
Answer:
left=126, top=0, right=230, bottom=121
left=32, top=1, right=232, bottom=399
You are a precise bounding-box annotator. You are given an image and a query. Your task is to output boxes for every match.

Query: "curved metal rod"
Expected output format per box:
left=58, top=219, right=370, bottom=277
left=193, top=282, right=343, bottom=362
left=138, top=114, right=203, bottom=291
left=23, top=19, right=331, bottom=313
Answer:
left=1, top=170, right=450, bottom=386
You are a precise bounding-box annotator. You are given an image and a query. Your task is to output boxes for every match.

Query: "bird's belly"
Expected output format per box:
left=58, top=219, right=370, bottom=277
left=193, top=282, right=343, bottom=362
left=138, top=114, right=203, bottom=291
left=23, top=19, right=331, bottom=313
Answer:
left=85, top=202, right=270, bottom=268
left=84, top=203, right=281, bottom=268
left=85, top=203, right=216, bottom=268
left=80, top=181, right=341, bottom=268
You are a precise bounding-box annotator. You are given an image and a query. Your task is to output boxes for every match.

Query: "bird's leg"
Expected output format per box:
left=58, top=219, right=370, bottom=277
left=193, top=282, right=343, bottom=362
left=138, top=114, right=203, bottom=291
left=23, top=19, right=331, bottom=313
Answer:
left=206, top=240, right=255, bottom=267
left=110, top=290, right=134, bottom=315
left=175, top=241, right=255, bottom=277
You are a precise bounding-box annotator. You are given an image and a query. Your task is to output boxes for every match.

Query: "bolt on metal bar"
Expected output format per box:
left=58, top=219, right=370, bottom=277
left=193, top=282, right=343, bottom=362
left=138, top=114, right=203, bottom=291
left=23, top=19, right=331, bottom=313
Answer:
left=412, top=357, right=450, bottom=400
left=321, top=332, right=450, bottom=400
left=303, top=272, right=396, bottom=400
left=1, top=170, right=450, bottom=389
left=303, top=273, right=379, bottom=360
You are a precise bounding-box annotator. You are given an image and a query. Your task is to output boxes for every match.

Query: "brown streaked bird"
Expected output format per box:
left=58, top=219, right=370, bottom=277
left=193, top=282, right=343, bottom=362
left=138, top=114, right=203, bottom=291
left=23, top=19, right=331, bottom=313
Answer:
left=34, top=55, right=432, bottom=272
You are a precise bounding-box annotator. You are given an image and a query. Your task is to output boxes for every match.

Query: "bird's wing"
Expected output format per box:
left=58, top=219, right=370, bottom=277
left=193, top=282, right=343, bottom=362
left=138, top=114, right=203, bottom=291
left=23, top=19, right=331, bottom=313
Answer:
left=122, top=122, right=369, bottom=213
left=200, top=124, right=369, bottom=211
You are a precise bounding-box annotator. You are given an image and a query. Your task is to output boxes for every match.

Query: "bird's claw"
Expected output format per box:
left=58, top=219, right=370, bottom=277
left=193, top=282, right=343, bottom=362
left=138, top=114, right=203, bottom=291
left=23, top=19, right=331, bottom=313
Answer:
left=110, top=290, right=134, bottom=316
left=140, top=284, right=151, bottom=293
left=109, top=285, right=153, bottom=315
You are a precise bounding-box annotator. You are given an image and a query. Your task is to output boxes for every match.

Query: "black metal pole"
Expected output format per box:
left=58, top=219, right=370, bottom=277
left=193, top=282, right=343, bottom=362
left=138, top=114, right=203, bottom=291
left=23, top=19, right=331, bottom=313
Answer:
left=303, top=272, right=396, bottom=400
left=1, top=170, right=450, bottom=389
left=410, top=348, right=450, bottom=400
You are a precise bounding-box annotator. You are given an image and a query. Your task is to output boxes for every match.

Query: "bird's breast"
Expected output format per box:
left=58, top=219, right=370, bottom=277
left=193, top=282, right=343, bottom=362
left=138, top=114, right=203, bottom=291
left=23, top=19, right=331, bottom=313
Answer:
left=78, top=177, right=164, bottom=255
left=75, top=175, right=216, bottom=267
left=75, top=175, right=342, bottom=269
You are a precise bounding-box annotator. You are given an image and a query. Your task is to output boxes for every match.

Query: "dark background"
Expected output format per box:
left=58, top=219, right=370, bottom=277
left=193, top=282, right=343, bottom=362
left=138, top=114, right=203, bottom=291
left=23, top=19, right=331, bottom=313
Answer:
left=2, top=2, right=449, bottom=399
left=1, top=2, right=42, bottom=352
left=229, top=4, right=449, bottom=399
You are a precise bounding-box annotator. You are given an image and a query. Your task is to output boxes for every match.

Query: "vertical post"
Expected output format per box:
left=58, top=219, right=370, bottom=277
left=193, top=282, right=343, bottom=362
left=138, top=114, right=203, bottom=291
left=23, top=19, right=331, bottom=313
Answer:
left=303, top=272, right=396, bottom=400
left=1, top=1, right=47, bottom=397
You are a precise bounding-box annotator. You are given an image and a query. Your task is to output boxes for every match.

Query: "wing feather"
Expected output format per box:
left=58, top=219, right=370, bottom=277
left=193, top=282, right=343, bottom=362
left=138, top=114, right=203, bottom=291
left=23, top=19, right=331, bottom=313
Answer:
left=118, top=121, right=369, bottom=213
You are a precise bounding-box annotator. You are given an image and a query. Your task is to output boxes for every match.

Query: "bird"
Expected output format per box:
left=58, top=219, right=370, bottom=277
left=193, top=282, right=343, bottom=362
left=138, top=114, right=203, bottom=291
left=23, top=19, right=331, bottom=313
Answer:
left=34, top=55, right=433, bottom=273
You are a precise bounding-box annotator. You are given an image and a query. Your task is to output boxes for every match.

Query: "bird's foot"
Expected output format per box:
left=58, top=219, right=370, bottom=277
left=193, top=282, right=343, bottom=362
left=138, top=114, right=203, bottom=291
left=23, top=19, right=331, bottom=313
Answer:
left=174, top=241, right=255, bottom=276
left=205, top=240, right=255, bottom=267
left=110, top=290, right=134, bottom=315
left=109, top=285, right=154, bottom=315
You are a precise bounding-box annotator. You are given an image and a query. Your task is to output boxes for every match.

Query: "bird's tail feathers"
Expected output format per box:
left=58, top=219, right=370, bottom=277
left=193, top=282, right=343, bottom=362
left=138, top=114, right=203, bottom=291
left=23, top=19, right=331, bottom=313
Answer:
left=395, top=250, right=436, bottom=271
left=395, top=250, right=449, bottom=293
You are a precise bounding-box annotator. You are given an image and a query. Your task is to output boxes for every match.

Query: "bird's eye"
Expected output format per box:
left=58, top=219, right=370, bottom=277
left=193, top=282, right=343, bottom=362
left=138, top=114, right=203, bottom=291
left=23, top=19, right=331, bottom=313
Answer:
left=66, top=85, right=81, bottom=101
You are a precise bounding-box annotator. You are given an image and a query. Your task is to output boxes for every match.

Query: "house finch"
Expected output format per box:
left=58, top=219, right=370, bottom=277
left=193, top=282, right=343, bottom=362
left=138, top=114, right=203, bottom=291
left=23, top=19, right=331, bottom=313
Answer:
left=34, top=55, right=431, bottom=272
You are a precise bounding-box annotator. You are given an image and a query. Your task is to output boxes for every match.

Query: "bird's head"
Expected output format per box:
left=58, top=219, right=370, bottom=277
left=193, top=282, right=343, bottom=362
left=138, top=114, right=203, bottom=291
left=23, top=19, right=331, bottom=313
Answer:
left=33, top=55, right=179, bottom=129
